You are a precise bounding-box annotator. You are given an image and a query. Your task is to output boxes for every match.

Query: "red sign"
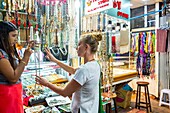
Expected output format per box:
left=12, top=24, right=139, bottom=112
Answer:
left=113, top=0, right=121, bottom=10
left=112, top=0, right=129, bottom=19
left=117, top=11, right=129, bottom=19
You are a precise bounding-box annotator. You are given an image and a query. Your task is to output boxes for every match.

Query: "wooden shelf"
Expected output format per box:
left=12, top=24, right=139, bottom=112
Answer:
left=131, top=27, right=155, bottom=33
left=0, top=9, right=35, bottom=16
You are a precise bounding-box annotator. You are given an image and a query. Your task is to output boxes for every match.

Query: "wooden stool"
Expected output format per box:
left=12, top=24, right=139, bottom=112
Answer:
left=102, top=92, right=118, bottom=113
left=135, top=81, right=152, bottom=113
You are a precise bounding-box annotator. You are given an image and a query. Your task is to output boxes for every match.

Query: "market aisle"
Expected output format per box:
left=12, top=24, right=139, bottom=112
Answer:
left=116, top=91, right=170, bottom=113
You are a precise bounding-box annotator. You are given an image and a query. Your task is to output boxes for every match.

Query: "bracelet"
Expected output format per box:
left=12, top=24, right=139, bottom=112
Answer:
left=21, top=61, right=27, bottom=66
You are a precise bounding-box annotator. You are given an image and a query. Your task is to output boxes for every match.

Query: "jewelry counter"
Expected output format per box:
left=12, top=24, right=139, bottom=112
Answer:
left=21, top=62, right=71, bottom=113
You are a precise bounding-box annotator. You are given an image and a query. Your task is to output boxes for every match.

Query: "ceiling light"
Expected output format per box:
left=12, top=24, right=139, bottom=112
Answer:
left=116, top=23, right=121, bottom=31
left=121, top=23, right=128, bottom=30
left=107, top=20, right=112, bottom=30
left=112, top=26, right=116, bottom=33
left=122, top=3, right=133, bottom=8
left=108, top=20, right=112, bottom=25
left=117, top=23, right=120, bottom=26
left=75, top=0, right=80, bottom=9
left=123, top=23, right=128, bottom=28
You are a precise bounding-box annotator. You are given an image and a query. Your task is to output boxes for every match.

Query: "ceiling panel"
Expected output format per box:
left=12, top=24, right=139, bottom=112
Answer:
left=131, top=0, right=163, bottom=9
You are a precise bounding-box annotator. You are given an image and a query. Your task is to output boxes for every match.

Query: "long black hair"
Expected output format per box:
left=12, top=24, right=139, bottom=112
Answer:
left=0, top=21, right=20, bottom=69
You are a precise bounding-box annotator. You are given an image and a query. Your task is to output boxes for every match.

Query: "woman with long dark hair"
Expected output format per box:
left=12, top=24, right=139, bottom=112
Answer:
left=0, top=21, right=34, bottom=113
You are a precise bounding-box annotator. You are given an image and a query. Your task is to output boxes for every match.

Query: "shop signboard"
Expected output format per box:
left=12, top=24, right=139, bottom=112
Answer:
left=85, top=0, right=113, bottom=15
left=105, top=0, right=130, bottom=20
left=84, top=0, right=130, bottom=20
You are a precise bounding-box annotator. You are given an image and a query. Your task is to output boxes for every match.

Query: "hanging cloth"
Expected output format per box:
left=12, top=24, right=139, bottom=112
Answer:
left=120, top=29, right=129, bottom=54
left=131, top=34, right=135, bottom=53
left=156, top=29, right=167, bottom=52
left=135, top=33, right=139, bottom=52
left=148, top=32, right=152, bottom=53
left=152, top=32, right=156, bottom=53
left=149, top=32, right=156, bottom=53
left=167, top=30, right=170, bottom=52
left=112, top=36, right=116, bottom=53
left=139, top=32, right=145, bottom=55
left=145, top=32, right=148, bottom=53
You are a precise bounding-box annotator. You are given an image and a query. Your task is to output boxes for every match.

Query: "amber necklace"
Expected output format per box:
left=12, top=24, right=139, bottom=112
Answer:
left=88, top=59, right=95, bottom=62
left=85, top=58, right=95, bottom=64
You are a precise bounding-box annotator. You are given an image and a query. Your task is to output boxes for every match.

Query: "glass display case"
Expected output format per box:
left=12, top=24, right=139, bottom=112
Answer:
left=21, top=62, right=69, bottom=108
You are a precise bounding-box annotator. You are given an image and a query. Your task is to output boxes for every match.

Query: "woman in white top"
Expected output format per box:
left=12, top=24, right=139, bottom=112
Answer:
left=36, top=34, right=102, bottom=113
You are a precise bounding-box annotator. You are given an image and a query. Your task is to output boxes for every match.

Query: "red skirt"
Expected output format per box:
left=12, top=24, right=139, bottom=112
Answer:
left=0, top=83, right=24, bottom=113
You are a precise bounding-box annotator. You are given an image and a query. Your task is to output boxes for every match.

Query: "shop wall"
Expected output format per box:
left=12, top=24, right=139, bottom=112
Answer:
left=128, top=2, right=161, bottom=97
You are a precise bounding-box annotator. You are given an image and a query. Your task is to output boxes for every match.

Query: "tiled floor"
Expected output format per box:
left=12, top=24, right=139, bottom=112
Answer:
left=115, top=91, right=170, bottom=113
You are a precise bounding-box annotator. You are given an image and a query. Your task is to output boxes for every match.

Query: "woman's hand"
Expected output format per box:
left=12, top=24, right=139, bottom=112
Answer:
left=45, top=48, right=56, bottom=62
left=35, top=76, right=49, bottom=87
left=23, top=41, right=35, bottom=58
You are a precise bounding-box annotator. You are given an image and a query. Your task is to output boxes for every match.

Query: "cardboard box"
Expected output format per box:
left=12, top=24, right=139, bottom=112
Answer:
left=116, top=88, right=133, bottom=108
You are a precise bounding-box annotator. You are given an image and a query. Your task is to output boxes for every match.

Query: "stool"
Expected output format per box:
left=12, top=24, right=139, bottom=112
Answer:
left=102, top=92, right=118, bottom=113
left=159, top=89, right=170, bottom=108
left=135, top=81, right=152, bottom=113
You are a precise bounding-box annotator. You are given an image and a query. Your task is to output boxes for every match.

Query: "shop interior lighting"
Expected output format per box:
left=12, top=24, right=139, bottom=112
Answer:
left=123, top=23, right=128, bottom=28
left=117, top=23, right=120, bottom=26
left=108, top=20, right=112, bottom=25
left=107, top=20, right=112, bottom=30
left=75, top=0, right=80, bottom=9
left=122, top=3, right=133, bottom=8
left=122, top=23, right=128, bottom=31
left=116, top=23, right=120, bottom=31
left=112, top=26, right=116, bottom=33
